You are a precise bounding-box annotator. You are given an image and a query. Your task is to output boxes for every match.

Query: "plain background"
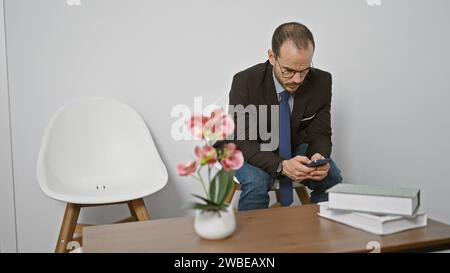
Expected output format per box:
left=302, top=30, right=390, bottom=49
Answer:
left=1, top=0, right=449, bottom=252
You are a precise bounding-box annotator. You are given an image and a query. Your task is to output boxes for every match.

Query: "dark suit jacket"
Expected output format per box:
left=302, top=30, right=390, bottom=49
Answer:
left=224, top=60, right=333, bottom=176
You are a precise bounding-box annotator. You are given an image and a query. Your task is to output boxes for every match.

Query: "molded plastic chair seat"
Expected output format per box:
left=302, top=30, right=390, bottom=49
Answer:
left=37, top=98, right=168, bottom=204
left=44, top=182, right=156, bottom=205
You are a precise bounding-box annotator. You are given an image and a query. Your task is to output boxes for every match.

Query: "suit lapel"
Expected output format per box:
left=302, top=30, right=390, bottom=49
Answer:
left=291, top=77, right=311, bottom=130
left=263, top=61, right=279, bottom=106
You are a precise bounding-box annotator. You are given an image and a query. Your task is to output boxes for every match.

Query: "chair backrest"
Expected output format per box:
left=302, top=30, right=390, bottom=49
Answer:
left=37, top=98, right=168, bottom=204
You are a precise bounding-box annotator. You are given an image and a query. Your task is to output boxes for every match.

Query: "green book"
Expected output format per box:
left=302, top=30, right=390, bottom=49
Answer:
left=326, top=184, right=420, bottom=216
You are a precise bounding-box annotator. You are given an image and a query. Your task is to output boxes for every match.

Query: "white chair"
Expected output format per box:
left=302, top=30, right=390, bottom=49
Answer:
left=37, top=98, right=168, bottom=253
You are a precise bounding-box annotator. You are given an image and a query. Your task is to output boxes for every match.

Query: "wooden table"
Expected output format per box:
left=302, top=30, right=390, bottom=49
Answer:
left=83, top=204, right=450, bottom=253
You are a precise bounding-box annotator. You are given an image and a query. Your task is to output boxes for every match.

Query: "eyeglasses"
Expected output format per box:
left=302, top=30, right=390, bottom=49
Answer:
left=276, top=57, right=313, bottom=79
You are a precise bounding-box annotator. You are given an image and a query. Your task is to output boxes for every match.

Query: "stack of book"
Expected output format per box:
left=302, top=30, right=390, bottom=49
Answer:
left=319, top=184, right=427, bottom=235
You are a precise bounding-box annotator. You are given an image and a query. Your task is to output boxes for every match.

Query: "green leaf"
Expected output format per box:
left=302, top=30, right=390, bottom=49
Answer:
left=208, top=168, right=222, bottom=201
left=209, top=173, right=218, bottom=203
left=190, top=203, right=228, bottom=212
left=221, top=174, right=235, bottom=205
left=215, top=170, right=235, bottom=205
left=191, top=194, right=221, bottom=207
left=183, top=201, right=200, bottom=210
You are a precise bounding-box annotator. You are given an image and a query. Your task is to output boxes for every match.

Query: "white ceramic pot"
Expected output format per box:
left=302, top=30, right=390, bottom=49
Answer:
left=194, top=205, right=236, bottom=240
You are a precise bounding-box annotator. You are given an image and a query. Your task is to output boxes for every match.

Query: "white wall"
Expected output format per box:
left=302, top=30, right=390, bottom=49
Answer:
left=0, top=0, right=17, bottom=253
left=2, top=0, right=450, bottom=252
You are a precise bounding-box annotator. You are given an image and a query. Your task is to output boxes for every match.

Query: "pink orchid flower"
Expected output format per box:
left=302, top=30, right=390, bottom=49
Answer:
left=176, top=160, right=198, bottom=176
left=220, top=143, right=244, bottom=171
left=204, top=109, right=235, bottom=140
left=195, top=145, right=218, bottom=166
left=186, top=114, right=209, bottom=139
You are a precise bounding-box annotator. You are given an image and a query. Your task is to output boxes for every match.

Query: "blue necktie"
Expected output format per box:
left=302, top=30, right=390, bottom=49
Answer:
left=279, top=91, right=293, bottom=206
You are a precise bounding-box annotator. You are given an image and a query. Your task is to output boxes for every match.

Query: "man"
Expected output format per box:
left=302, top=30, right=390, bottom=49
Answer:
left=228, top=22, right=342, bottom=211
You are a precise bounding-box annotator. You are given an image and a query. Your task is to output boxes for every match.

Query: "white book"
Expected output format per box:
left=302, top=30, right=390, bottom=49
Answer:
left=318, top=202, right=427, bottom=236
left=326, top=184, right=420, bottom=216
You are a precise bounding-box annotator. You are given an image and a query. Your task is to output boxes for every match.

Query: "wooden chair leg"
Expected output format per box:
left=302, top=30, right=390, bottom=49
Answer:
left=128, top=198, right=151, bottom=221
left=74, top=223, right=93, bottom=235
left=128, top=201, right=138, bottom=219
left=270, top=189, right=282, bottom=208
left=55, top=200, right=149, bottom=252
left=55, top=203, right=80, bottom=253
left=274, top=189, right=280, bottom=201
left=295, top=186, right=311, bottom=205
left=114, top=216, right=137, bottom=224
left=273, top=187, right=312, bottom=207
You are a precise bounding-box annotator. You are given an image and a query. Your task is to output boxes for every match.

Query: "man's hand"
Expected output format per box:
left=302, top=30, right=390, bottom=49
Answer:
left=308, top=153, right=330, bottom=181
left=282, top=156, right=315, bottom=182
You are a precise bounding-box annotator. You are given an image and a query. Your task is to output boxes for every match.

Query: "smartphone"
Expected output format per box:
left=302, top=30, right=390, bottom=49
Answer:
left=305, top=158, right=332, bottom=168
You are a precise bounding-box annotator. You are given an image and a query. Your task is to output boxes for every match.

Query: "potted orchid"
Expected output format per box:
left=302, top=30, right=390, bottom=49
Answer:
left=176, top=109, right=243, bottom=240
